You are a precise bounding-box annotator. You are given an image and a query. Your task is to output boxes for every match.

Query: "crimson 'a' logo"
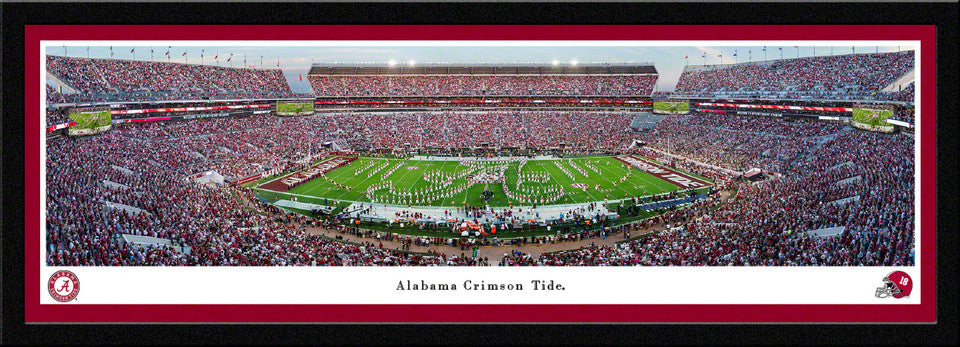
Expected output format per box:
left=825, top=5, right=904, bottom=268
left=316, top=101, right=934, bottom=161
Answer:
left=48, top=270, right=80, bottom=302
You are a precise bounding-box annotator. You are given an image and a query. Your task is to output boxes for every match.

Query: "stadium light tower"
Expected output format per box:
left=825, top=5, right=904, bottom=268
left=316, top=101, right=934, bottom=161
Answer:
left=408, top=60, right=416, bottom=66
left=388, top=60, right=397, bottom=67
left=570, top=59, right=578, bottom=66
left=552, top=60, right=559, bottom=66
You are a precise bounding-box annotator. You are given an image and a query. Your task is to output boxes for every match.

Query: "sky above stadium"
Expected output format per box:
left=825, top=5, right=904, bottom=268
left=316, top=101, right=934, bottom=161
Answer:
left=49, top=45, right=909, bottom=93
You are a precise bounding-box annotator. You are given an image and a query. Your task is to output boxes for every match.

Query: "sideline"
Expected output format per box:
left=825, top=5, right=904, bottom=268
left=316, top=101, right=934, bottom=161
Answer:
left=237, top=186, right=736, bottom=263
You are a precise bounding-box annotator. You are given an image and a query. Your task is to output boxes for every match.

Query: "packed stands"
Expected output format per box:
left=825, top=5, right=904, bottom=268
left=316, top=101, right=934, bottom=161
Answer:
left=505, top=115, right=914, bottom=266
left=47, top=85, right=68, bottom=104
left=674, top=51, right=914, bottom=100
left=309, top=75, right=658, bottom=97
left=307, top=63, right=658, bottom=97
left=318, top=111, right=637, bottom=151
left=46, top=109, right=71, bottom=126
left=45, top=119, right=480, bottom=266
left=637, top=113, right=844, bottom=172
left=42, top=53, right=915, bottom=268
left=890, top=106, right=915, bottom=124
left=45, top=109, right=913, bottom=267
left=46, top=55, right=299, bottom=102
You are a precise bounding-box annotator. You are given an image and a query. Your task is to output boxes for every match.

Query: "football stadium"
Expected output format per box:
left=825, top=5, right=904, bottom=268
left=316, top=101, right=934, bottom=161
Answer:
left=44, top=47, right=916, bottom=266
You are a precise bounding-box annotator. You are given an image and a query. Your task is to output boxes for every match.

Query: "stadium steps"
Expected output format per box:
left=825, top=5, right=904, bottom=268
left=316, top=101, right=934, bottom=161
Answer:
left=827, top=195, right=860, bottom=206
left=827, top=161, right=855, bottom=171
left=835, top=175, right=862, bottom=186
left=100, top=179, right=130, bottom=190
left=110, top=165, right=135, bottom=175
left=121, top=234, right=190, bottom=255
left=101, top=200, right=149, bottom=215
left=804, top=226, right=846, bottom=238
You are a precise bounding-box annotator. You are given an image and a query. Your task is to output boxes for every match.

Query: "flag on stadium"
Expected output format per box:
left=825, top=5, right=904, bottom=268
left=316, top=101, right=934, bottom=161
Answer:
left=733, top=50, right=737, bottom=56
left=299, top=74, right=302, bottom=81
left=183, top=51, right=187, bottom=56
left=227, top=53, right=232, bottom=62
left=201, top=50, right=204, bottom=57
left=130, top=48, right=135, bottom=53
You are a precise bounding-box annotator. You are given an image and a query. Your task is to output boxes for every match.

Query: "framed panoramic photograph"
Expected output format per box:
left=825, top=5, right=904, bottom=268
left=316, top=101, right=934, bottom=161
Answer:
left=3, top=1, right=956, bottom=344
left=25, top=23, right=933, bottom=319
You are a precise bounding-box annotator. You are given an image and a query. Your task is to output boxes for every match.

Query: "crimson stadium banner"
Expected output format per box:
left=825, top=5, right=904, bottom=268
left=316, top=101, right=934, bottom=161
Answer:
left=25, top=25, right=936, bottom=324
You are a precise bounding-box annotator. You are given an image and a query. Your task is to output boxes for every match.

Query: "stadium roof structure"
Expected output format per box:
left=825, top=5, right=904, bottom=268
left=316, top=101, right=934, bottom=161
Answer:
left=308, top=62, right=657, bottom=76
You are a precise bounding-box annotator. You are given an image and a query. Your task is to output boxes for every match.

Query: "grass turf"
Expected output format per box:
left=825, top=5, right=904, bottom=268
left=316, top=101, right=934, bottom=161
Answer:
left=262, top=156, right=702, bottom=208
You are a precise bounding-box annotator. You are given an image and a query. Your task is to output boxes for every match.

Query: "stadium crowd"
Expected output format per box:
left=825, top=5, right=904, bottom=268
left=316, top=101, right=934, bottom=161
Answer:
left=674, top=51, right=914, bottom=98
left=46, top=126, right=485, bottom=266
left=317, top=111, right=637, bottom=152
left=890, top=107, right=915, bottom=124
left=308, top=75, right=658, bottom=96
left=46, top=55, right=302, bottom=102
left=503, top=114, right=913, bottom=266
left=45, top=110, right=912, bottom=267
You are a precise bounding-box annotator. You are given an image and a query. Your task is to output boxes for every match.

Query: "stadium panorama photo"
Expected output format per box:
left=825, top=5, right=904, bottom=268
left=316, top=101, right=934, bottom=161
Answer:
left=43, top=45, right=916, bottom=267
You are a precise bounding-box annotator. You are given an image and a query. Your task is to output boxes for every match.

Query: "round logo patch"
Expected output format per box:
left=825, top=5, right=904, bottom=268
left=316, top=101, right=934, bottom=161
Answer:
left=406, top=166, right=419, bottom=170
left=48, top=270, right=79, bottom=302
left=570, top=183, right=588, bottom=189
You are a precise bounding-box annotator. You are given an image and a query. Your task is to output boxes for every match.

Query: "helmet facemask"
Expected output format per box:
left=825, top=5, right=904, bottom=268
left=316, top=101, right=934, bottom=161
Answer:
left=875, top=278, right=899, bottom=298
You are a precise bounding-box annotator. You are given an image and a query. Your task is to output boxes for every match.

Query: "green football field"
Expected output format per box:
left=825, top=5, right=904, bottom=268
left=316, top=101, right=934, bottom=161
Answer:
left=258, top=156, right=710, bottom=208
left=852, top=108, right=893, bottom=127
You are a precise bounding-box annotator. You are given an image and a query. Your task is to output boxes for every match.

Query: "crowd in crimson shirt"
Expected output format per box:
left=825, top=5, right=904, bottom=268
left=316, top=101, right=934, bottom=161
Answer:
left=45, top=110, right=913, bottom=266
left=46, top=55, right=304, bottom=103
left=674, top=51, right=914, bottom=101
left=308, top=74, right=658, bottom=97
left=505, top=112, right=913, bottom=266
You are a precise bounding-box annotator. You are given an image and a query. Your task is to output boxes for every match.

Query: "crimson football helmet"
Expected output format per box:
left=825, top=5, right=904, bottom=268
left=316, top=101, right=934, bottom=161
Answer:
left=875, top=271, right=913, bottom=299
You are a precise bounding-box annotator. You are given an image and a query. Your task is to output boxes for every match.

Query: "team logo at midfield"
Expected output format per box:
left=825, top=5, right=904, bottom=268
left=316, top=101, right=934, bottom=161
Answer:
left=875, top=271, right=912, bottom=299
left=570, top=183, right=588, bottom=190
left=406, top=166, right=419, bottom=170
left=48, top=270, right=80, bottom=302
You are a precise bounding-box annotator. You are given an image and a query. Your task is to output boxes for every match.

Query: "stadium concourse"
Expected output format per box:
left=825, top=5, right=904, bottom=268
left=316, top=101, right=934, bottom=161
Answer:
left=44, top=54, right=915, bottom=266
